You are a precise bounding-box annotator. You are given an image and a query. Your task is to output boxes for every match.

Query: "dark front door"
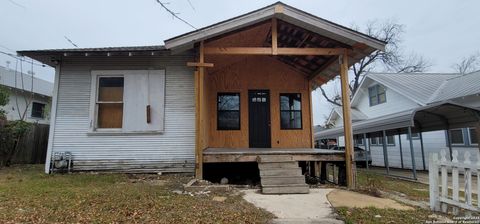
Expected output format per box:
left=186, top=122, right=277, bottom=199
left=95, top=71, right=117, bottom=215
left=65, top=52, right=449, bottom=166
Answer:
left=248, top=90, right=271, bottom=148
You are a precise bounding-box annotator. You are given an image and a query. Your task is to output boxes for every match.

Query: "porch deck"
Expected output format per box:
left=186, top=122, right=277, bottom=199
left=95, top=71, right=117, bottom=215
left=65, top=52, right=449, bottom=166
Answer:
left=203, top=148, right=345, bottom=163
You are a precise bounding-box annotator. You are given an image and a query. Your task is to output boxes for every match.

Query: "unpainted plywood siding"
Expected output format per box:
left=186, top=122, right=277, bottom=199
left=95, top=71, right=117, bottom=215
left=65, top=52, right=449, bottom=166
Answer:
left=52, top=53, right=195, bottom=172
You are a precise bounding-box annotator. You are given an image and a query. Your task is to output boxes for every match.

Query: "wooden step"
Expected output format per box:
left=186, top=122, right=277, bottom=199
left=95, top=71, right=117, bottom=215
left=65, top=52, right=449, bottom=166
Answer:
left=259, top=168, right=302, bottom=177
left=261, top=176, right=305, bottom=185
left=262, top=184, right=309, bottom=194
left=258, top=162, right=299, bottom=169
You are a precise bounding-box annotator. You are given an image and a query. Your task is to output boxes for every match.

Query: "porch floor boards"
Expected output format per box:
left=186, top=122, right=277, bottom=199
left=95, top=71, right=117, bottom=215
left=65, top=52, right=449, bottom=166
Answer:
left=203, top=148, right=345, bottom=163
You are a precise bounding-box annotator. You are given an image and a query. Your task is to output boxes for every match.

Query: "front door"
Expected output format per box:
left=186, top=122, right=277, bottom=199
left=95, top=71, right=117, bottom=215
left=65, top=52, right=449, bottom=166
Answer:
left=248, top=90, right=271, bottom=148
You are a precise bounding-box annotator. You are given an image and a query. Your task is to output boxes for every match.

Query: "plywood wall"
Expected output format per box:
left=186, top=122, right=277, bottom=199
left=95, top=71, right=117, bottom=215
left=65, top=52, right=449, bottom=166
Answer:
left=206, top=55, right=313, bottom=148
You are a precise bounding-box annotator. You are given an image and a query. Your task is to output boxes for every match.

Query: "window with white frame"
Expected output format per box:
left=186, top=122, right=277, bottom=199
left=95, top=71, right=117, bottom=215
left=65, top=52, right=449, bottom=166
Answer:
left=90, top=70, right=165, bottom=132
left=387, top=135, right=395, bottom=145
left=370, top=137, right=377, bottom=145
left=368, top=84, right=386, bottom=106
left=449, top=129, right=465, bottom=145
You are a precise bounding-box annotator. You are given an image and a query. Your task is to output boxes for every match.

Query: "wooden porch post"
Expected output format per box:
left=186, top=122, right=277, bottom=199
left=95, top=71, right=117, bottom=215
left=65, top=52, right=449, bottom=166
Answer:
left=339, top=51, right=355, bottom=189
left=195, top=41, right=206, bottom=179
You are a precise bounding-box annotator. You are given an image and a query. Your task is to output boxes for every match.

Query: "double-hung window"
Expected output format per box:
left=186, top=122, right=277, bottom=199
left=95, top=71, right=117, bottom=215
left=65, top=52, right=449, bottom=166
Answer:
left=469, top=128, right=478, bottom=145
left=368, top=84, right=386, bottom=106
left=449, top=129, right=465, bottom=145
left=217, top=93, right=240, bottom=130
left=90, top=70, right=165, bottom=133
left=96, top=77, right=124, bottom=129
left=280, top=93, right=302, bottom=129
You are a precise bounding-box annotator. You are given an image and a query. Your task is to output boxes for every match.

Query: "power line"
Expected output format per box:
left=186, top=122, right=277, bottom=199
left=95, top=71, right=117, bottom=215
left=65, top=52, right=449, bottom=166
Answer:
left=64, top=36, right=79, bottom=48
left=186, top=0, right=196, bottom=11
left=155, top=1, right=197, bottom=30
left=0, top=50, right=46, bottom=67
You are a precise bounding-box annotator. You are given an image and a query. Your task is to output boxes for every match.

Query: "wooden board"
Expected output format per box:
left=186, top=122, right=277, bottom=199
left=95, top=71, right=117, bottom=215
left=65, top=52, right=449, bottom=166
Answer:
left=205, top=55, right=313, bottom=149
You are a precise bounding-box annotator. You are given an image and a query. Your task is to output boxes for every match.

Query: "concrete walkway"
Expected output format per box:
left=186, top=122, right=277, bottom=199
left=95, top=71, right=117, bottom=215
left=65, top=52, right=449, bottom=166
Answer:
left=242, top=189, right=343, bottom=224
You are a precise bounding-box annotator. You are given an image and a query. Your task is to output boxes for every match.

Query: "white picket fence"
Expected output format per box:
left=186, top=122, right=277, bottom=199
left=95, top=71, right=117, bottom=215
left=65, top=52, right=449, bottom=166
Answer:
left=429, top=149, right=480, bottom=214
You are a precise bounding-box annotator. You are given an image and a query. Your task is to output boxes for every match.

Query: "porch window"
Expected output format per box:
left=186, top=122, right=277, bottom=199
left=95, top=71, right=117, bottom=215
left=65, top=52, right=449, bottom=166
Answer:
left=31, top=102, right=46, bottom=118
left=368, top=84, right=386, bottom=106
left=217, top=93, right=240, bottom=130
left=370, top=137, right=377, bottom=145
left=280, top=93, right=302, bottom=129
left=96, top=77, right=124, bottom=129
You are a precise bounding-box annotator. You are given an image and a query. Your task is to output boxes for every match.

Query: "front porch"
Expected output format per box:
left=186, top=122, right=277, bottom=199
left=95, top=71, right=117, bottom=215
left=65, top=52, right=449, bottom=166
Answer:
left=203, top=147, right=345, bottom=163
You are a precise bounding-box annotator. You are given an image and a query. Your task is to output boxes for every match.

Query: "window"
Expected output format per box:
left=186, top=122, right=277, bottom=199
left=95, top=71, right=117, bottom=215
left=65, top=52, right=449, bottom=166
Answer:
left=368, top=84, right=386, bottom=106
left=96, top=77, right=124, bottom=129
left=378, top=136, right=384, bottom=145
left=407, top=132, right=420, bottom=140
left=469, top=128, right=478, bottom=145
left=387, top=135, right=395, bottom=145
left=449, top=129, right=465, bottom=145
left=280, top=93, right=302, bottom=129
left=355, top=135, right=363, bottom=145
left=217, top=93, right=240, bottom=130
left=90, top=70, right=166, bottom=133
left=370, top=137, right=377, bottom=145
left=31, top=102, right=46, bottom=118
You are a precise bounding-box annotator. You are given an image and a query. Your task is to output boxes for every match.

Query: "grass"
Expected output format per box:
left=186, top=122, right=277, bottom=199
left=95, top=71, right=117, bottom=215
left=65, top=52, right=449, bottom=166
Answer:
left=334, top=170, right=441, bottom=223
left=0, top=165, right=273, bottom=223
left=336, top=207, right=435, bottom=224
left=356, top=170, right=430, bottom=201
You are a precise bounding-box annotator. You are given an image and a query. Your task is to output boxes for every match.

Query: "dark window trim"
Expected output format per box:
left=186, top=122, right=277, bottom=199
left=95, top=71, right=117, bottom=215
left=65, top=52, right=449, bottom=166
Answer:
left=280, top=93, right=302, bottom=130
left=368, top=84, right=386, bottom=107
left=217, top=92, right=241, bottom=131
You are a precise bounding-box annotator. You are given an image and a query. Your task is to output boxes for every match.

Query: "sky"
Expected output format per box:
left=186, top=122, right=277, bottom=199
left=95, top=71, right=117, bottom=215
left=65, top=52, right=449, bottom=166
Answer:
left=0, top=0, right=479, bottom=125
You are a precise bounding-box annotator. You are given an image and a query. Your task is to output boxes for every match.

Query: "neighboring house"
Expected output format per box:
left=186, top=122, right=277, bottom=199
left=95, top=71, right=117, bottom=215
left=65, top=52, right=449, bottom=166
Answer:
left=318, top=72, right=480, bottom=170
left=0, top=66, right=53, bottom=124
left=18, top=2, right=385, bottom=175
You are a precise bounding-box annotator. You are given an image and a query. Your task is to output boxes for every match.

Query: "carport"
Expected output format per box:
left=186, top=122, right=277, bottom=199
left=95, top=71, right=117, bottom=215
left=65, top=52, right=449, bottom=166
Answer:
left=316, top=101, right=480, bottom=180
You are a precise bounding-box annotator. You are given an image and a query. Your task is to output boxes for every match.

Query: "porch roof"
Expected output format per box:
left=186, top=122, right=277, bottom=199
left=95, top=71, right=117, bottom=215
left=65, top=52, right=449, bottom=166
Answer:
left=316, top=101, right=480, bottom=138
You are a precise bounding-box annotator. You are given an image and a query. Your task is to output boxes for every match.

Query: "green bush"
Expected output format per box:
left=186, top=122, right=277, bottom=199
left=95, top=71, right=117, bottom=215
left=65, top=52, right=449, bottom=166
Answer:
left=0, top=120, right=32, bottom=166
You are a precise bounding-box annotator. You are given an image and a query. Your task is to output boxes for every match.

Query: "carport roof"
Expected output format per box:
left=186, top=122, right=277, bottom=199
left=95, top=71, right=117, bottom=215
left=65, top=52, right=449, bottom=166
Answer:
left=316, top=101, right=480, bottom=139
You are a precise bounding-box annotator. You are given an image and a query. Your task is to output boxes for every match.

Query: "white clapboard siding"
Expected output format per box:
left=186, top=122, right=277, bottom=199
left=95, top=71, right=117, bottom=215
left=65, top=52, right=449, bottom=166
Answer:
left=50, top=53, right=195, bottom=172
left=369, top=130, right=479, bottom=170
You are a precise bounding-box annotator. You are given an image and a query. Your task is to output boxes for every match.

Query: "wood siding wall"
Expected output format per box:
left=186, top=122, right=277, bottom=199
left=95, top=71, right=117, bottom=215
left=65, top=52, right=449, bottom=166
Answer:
left=51, top=53, right=196, bottom=172
left=206, top=56, right=312, bottom=148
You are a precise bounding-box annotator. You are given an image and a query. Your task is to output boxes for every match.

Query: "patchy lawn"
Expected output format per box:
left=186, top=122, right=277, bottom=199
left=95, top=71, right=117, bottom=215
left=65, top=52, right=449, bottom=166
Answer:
left=356, top=170, right=429, bottom=201
left=334, top=170, right=445, bottom=224
left=0, top=165, right=273, bottom=223
left=336, top=207, right=435, bottom=224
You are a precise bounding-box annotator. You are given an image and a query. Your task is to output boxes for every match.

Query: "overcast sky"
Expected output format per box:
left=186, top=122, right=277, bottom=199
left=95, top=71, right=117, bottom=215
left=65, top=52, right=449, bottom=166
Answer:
left=1, top=0, right=479, bottom=125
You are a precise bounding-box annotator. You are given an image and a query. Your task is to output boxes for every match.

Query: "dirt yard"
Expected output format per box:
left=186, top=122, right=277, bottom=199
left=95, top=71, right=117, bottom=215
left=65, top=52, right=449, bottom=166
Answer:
left=0, top=165, right=273, bottom=223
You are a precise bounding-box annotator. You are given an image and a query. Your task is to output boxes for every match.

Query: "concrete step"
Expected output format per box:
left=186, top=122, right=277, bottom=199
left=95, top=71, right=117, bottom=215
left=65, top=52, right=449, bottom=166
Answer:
left=261, top=176, right=306, bottom=185
left=259, top=168, right=302, bottom=177
left=262, top=184, right=309, bottom=194
left=258, top=162, right=299, bottom=169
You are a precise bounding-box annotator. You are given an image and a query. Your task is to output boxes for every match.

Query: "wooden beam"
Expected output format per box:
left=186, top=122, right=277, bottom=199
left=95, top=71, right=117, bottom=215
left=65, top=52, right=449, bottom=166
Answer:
left=308, top=80, right=314, bottom=148
left=187, top=62, right=214, bottom=67
left=339, top=51, right=356, bottom=189
left=272, top=18, right=278, bottom=55
left=203, top=47, right=346, bottom=56
left=203, top=153, right=345, bottom=163
left=308, top=56, right=338, bottom=80
left=195, top=41, right=205, bottom=179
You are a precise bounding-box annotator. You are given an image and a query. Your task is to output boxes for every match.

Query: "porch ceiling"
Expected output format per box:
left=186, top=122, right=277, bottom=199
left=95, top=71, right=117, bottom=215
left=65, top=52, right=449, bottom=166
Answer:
left=201, top=18, right=377, bottom=87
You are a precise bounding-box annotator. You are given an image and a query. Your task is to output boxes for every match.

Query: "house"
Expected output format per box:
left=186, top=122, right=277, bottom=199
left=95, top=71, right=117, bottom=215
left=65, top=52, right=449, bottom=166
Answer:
left=317, top=71, right=480, bottom=171
left=18, top=2, right=386, bottom=190
left=0, top=66, right=53, bottom=124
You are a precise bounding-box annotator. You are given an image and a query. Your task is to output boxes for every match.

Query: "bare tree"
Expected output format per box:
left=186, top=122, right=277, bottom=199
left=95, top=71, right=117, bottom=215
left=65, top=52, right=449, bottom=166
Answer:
left=452, top=52, right=480, bottom=74
left=320, top=20, right=431, bottom=106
